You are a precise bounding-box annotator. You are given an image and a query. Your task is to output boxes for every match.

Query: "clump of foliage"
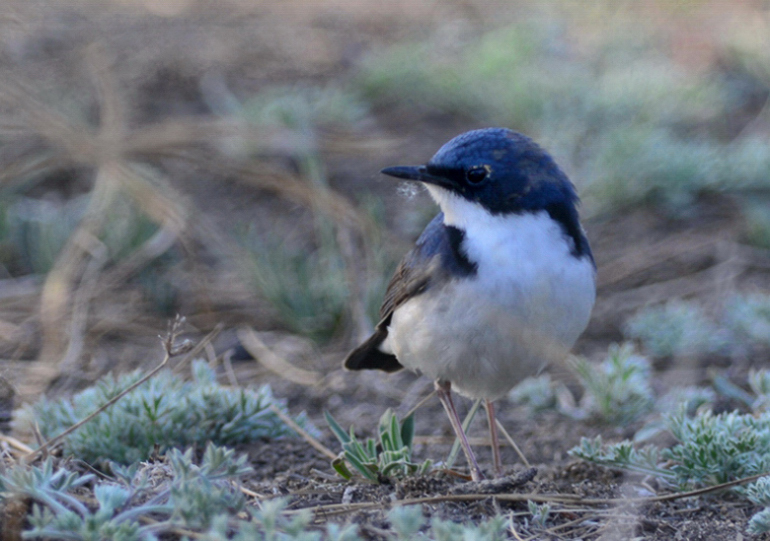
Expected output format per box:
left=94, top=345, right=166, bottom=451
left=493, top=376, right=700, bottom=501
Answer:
left=1, top=448, right=507, bottom=540
left=241, top=212, right=397, bottom=343
left=510, top=344, right=663, bottom=426
left=508, top=374, right=560, bottom=413
left=525, top=501, right=552, bottom=530
left=325, top=409, right=433, bottom=483
left=624, top=300, right=726, bottom=358
left=570, top=370, right=770, bottom=534
left=746, top=477, right=770, bottom=534
left=571, top=408, right=770, bottom=488
left=24, top=360, right=312, bottom=465
left=243, top=85, right=368, bottom=130
left=624, top=294, right=770, bottom=360
left=197, top=497, right=361, bottom=541
left=571, top=343, right=655, bottom=425
left=511, top=350, right=715, bottom=445
left=240, top=190, right=401, bottom=344
left=0, top=194, right=163, bottom=276
left=385, top=505, right=506, bottom=541
left=243, top=231, right=351, bottom=342
left=0, top=444, right=251, bottom=540
left=723, top=293, right=770, bottom=350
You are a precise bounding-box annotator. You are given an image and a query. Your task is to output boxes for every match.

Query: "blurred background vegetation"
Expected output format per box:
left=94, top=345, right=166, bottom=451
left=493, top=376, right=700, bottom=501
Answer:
left=0, top=0, right=768, bottom=410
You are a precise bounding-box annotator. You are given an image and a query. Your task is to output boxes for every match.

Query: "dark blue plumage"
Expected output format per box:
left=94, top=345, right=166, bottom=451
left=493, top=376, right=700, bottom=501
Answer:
left=411, top=213, right=477, bottom=279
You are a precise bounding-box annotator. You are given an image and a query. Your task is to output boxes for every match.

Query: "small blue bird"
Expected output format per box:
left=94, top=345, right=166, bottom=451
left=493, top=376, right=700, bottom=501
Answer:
left=344, top=128, right=596, bottom=481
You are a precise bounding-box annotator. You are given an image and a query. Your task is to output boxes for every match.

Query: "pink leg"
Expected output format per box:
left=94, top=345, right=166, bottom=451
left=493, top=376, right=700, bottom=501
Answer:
left=485, top=399, right=503, bottom=477
left=435, top=380, right=484, bottom=481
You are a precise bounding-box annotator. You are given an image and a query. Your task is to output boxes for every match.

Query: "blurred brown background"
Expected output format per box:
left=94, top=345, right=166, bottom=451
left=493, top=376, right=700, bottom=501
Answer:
left=0, top=0, right=769, bottom=437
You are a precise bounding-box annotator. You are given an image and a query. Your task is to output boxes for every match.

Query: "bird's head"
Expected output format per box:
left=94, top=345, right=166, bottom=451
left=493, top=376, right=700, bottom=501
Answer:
left=381, top=128, right=579, bottom=220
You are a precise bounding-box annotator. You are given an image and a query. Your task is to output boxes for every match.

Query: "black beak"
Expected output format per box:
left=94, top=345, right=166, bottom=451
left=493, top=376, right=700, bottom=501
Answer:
left=380, top=165, right=424, bottom=180
left=380, top=165, right=452, bottom=189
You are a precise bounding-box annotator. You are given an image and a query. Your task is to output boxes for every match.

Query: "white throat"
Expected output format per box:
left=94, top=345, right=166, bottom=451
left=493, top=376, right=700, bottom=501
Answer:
left=424, top=185, right=578, bottom=266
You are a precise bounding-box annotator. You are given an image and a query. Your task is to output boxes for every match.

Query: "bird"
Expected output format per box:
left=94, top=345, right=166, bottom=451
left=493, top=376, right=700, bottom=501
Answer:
left=344, top=128, right=596, bottom=481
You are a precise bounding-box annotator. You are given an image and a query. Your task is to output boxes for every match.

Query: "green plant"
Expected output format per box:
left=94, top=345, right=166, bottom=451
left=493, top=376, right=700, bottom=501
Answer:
left=241, top=199, right=398, bottom=343
left=200, top=498, right=361, bottom=541
left=24, top=359, right=313, bottom=465
left=0, top=193, right=88, bottom=275
left=573, top=407, right=770, bottom=488
left=325, top=409, right=433, bottom=483
left=746, top=477, right=770, bottom=534
left=508, top=375, right=559, bottom=413
left=0, top=191, right=163, bottom=277
left=723, top=293, right=770, bottom=349
left=571, top=343, right=654, bottom=425
left=244, top=231, right=350, bottom=341
left=570, top=405, right=770, bottom=534
left=243, top=85, right=367, bottom=130
left=1, top=448, right=510, bottom=540
left=387, top=505, right=506, bottom=541
left=624, top=300, right=725, bottom=358
left=0, top=444, right=251, bottom=540
left=526, top=500, right=552, bottom=529
left=569, top=436, right=669, bottom=480
left=198, top=500, right=506, bottom=540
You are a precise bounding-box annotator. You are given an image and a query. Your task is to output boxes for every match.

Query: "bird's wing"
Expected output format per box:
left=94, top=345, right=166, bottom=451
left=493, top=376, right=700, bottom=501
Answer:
left=344, top=213, right=470, bottom=372
left=378, top=213, right=446, bottom=321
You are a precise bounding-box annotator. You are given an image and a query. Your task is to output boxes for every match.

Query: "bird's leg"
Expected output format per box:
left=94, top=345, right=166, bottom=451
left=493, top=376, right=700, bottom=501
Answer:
left=434, top=380, right=484, bottom=481
left=484, top=399, right=503, bottom=477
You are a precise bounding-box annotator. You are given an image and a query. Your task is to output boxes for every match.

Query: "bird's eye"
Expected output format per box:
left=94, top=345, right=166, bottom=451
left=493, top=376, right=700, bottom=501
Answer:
left=465, top=166, right=489, bottom=185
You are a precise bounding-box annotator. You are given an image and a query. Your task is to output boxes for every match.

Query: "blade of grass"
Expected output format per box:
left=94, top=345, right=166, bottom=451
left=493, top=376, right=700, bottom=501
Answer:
left=324, top=410, right=351, bottom=445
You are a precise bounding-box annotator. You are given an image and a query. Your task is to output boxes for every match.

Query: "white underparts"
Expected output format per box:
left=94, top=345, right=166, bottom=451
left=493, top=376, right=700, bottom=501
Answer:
left=385, top=186, right=596, bottom=400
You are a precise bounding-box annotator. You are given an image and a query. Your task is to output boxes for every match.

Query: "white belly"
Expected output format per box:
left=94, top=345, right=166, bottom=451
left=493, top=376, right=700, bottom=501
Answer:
left=386, top=207, right=596, bottom=400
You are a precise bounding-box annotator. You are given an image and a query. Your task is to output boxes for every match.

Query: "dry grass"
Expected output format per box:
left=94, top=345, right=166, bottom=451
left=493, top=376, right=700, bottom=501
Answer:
left=0, top=27, right=390, bottom=401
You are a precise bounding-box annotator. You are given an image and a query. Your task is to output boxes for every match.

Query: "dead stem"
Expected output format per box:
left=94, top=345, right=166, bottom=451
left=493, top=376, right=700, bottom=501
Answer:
left=401, top=390, right=436, bottom=420
left=22, top=316, right=203, bottom=464
left=495, top=418, right=531, bottom=468
left=267, top=403, right=337, bottom=461
left=0, top=434, right=34, bottom=455
left=237, top=326, right=321, bottom=386
left=170, top=323, right=224, bottom=374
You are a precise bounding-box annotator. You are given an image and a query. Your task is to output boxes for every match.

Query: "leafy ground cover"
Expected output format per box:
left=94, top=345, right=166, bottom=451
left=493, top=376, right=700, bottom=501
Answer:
left=1, top=1, right=770, bottom=539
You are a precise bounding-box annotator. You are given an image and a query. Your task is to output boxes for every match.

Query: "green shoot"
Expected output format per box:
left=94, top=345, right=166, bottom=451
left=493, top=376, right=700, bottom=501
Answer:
left=570, top=343, right=654, bottom=425
left=325, top=409, right=432, bottom=483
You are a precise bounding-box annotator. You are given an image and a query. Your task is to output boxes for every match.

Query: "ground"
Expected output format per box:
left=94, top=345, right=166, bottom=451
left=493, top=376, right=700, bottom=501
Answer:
left=0, top=1, right=769, bottom=539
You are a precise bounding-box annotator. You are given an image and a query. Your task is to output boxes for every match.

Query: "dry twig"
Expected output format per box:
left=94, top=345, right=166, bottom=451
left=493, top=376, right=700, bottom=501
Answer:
left=23, top=316, right=197, bottom=463
left=268, top=403, right=337, bottom=461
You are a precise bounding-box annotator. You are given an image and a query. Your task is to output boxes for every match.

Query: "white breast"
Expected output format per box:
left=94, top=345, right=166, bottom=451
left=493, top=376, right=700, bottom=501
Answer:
left=386, top=187, right=596, bottom=400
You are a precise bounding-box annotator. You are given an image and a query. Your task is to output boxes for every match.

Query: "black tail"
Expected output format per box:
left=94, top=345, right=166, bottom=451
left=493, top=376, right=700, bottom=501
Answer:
left=343, top=327, right=403, bottom=373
